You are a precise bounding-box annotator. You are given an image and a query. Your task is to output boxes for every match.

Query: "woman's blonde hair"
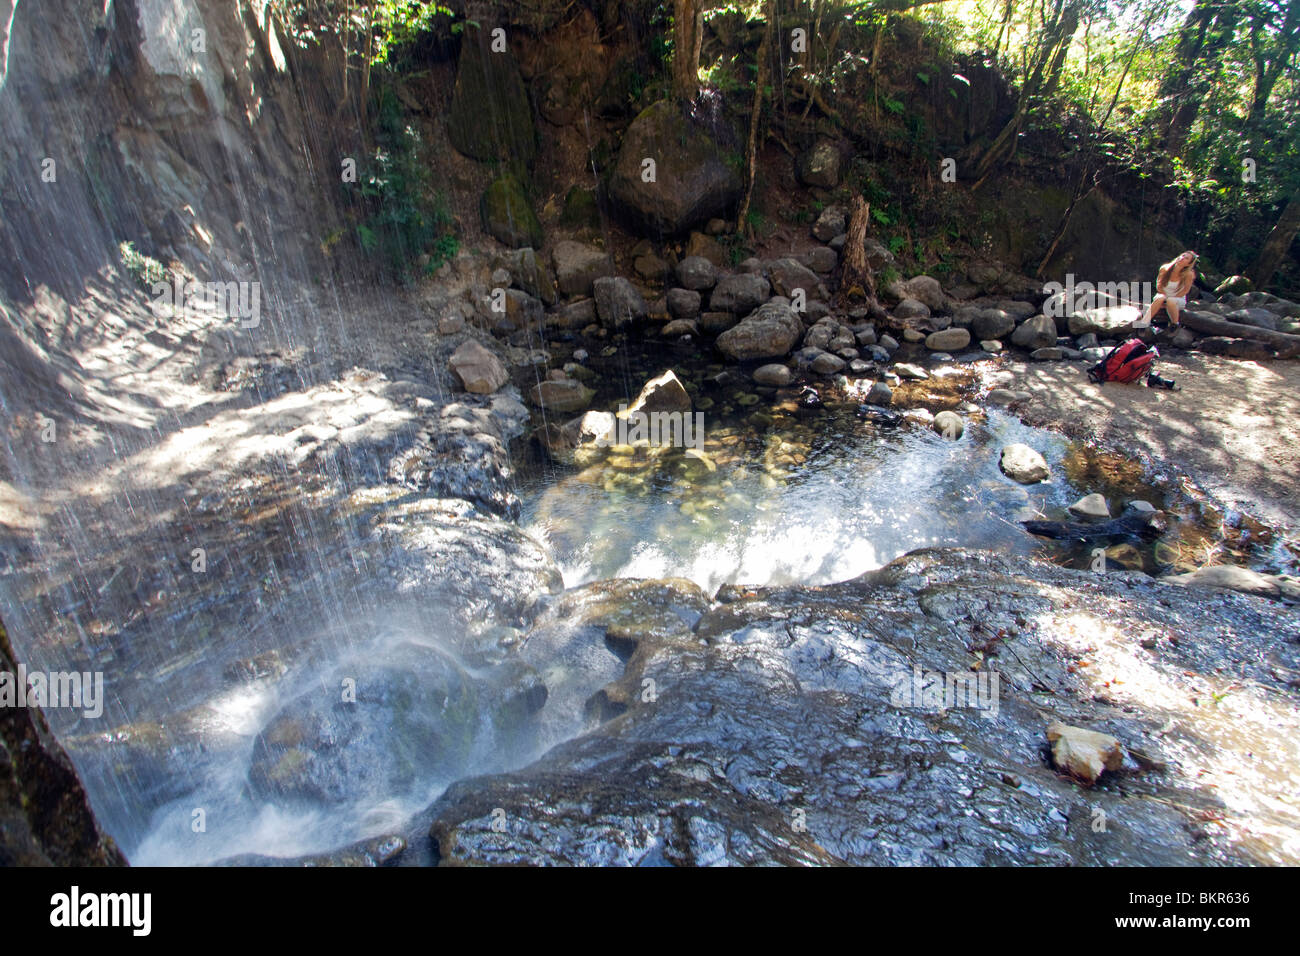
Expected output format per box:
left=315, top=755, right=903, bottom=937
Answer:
left=1157, top=251, right=1197, bottom=287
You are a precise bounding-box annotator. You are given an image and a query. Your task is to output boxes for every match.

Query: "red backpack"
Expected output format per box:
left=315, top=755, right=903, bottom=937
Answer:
left=1087, top=339, right=1156, bottom=384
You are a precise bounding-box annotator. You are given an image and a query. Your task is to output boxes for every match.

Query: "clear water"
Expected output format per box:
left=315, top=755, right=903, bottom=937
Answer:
left=523, top=397, right=1090, bottom=595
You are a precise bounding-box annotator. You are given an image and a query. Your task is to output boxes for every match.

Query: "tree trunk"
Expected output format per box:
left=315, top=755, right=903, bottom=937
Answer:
left=973, top=1, right=1079, bottom=184
left=1035, top=4, right=1154, bottom=276
left=673, top=0, right=701, bottom=102
left=991, top=0, right=1016, bottom=63
left=359, top=10, right=373, bottom=148
left=737, top=2, right=774, bottom=238
left=1246, top=2, right=1300, bottom=129
left=840, top=196, right=878, bottom=305
left=1180, top=307, right=1300, bottom=356
left=1247, top=196, right=1300, bottom=290
left=1162, top=0, right=1240, bottom=157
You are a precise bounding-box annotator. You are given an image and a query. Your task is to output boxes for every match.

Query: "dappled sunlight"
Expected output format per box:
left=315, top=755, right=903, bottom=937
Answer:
left=990, top=352, right=1300, bottom=528
left=1027, top=604, right=1300, bottom=864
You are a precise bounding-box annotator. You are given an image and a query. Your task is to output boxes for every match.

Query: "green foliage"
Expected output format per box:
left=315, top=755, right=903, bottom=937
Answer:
left=368, top=2, right=456, bottom=66
left=356, top=86, right=457, bottom=278
left=719, top=232, right=752, bottom=267
left=118, top=241, right=168, bottom=289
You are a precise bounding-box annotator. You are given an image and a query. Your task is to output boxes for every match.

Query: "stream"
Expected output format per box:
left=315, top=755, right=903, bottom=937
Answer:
left=0, top=331, right=1293, bottom=865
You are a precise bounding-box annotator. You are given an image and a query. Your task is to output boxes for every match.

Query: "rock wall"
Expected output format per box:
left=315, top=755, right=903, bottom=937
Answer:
left=0, top=614, right=124, bottom=865
left=0, top=0, right=356, bottom=419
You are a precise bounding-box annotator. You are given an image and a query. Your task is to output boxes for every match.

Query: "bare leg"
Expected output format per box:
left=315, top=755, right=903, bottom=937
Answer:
left=1167, top=299, right=1181, bottom=326
left=1138, top=294, right=1165, bottom=328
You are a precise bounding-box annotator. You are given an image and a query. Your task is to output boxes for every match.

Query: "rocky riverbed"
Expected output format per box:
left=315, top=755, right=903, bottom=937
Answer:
left=2, top=0, right=1298, bottom=873
left=3, top=229, right=1299, bottom=866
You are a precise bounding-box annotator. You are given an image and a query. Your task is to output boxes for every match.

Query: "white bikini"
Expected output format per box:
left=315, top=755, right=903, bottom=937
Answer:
left=1160, top=273, right=1189, bottom=308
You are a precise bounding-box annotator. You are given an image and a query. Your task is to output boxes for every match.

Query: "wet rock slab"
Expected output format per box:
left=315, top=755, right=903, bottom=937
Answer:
left=419, top=548, right=1300, bottom=866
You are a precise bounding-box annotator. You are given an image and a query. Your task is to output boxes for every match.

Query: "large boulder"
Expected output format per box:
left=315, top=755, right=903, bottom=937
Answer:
left=1067, top=305, right=1141, bottom=337
left=449, top=340, right=508, bottom=394
left=710, top=273, right=771, bottom=313
left=552, top=241, right=612, bottom=296
left=716, top=301, right=802, bottom=361
left=676, top=255, right=719, bottom=291
left=972, top=309, right=1017, bottom=340
left=667, top=288, right=702, bottom=318
left=550, top=298, right=597, bottom=330
left=249, top=644, right=483, bottom=805
left=607, top=100, right=742, bottom=235
left=811, top=204, right=847, bottom=241
left=425, top=547, right=1295, bottom=865
left=796, top=139, right=844, bottom=188
left=1011, top=314, right=1058, bottom=351
left=623, top=370, right=693, bottom=416
left=592, top=276, right=648, bottom=329
left=481, top=175, right=542, bottom=249
left=1214, top=275, right=1251, bottom=295
left=499, top=248, right=557, bottom=305
left=891, top=275, right=949, bottom=312
left=529, top=379, right=595, bottom=413
left=926, top=328, right=970, bottom=351
left=1226, top=308, right=1279, bottom=331
left=496, top=289, right=544, bottom=334
left=447, top=27, right=536, bottom=164
left=766, top=257, right=824, bottom=301
left=798, top=246, right=838, bottom=275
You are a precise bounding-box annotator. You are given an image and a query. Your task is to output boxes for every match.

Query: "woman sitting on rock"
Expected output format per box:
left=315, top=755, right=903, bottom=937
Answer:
left=1137, top=251, right=1198, bottom=328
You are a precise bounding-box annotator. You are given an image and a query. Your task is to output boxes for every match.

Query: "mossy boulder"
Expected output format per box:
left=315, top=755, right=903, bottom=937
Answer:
left=1215, top=275, right=1252, bottom=295
left=481, top=175, right=543, bottom=249
left=447, top=26, right=537, bottom=164
left=607, top=100, right=743, bottom=236
left=561, top=186, right=601, bottom=230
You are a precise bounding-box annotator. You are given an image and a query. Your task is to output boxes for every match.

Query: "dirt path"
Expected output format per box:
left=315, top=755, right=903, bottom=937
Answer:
left=984, top=352, right=1300, bottom=531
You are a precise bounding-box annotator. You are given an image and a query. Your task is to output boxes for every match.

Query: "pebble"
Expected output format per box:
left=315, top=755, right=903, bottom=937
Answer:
left=1068, top=493, right=1111, bottom=518
left=865, top=382, right=893, bottom=405
left=893, top=363, right=929, bottom=381
left=753, top=364, right=793, bottom=387
left=933, top=411, right=964, bottom=440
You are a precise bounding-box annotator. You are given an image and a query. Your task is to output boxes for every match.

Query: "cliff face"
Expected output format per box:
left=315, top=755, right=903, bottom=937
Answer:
left=0, top=0, right=354, bottom=421
left=0, top=615, right=124, bottom=865
left=0, top=0, right=341, bottom=864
